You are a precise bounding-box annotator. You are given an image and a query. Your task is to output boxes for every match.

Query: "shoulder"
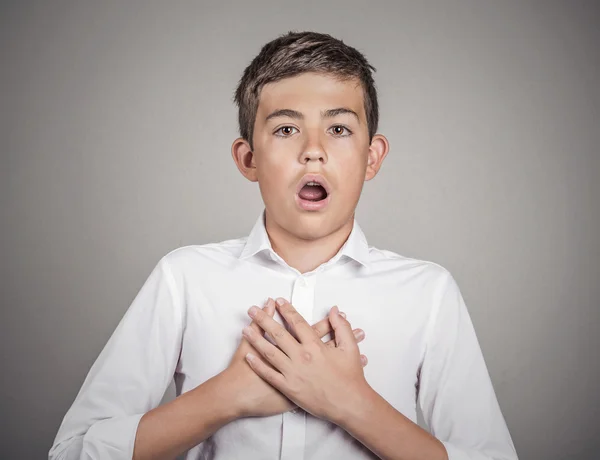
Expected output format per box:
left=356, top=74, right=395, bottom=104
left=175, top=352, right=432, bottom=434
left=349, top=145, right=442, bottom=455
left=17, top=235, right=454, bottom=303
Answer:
left=368, top=245, right=452, bottom=279
left=367, top=245, right=457, bottom=294
left=367, top=247, right=467, bottom=331
left=154, top=236, right=249, bottom=278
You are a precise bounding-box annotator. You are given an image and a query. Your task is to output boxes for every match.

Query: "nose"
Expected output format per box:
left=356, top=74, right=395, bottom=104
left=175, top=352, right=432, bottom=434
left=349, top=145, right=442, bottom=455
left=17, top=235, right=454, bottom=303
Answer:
left=299, top=132, right=328, bottom=164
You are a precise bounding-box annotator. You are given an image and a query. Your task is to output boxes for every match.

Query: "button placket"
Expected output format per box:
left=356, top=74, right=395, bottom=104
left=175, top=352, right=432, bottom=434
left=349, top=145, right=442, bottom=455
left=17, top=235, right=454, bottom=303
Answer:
left=280, top=275, right=316, bottom=460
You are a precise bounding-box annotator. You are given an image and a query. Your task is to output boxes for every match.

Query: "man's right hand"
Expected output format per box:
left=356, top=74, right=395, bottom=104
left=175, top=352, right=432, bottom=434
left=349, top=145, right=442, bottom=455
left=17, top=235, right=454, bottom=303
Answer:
left=223, top=297, right=367, bottom=419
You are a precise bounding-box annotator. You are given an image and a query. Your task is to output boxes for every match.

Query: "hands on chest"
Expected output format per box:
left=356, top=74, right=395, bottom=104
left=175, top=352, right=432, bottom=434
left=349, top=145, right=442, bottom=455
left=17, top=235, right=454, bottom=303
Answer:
left=223, top=297, right=372, bottom=425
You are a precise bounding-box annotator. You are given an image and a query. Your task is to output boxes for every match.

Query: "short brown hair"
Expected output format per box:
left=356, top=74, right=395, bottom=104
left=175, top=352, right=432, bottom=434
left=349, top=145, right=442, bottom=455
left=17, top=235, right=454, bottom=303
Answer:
left=234, top=31, right=379, bottom=150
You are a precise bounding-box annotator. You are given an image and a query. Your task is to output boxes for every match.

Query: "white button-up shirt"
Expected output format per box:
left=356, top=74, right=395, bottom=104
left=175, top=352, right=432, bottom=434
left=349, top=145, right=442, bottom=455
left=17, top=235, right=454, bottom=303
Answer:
left=49, top=210, right=518, bottom=460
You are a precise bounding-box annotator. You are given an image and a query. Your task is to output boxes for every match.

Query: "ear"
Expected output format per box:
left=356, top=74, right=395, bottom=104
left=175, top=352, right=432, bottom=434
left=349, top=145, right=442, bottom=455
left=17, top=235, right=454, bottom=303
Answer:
left=364, top=134, right=389, bottom=181
left=231, top=137, right=258, bottom=182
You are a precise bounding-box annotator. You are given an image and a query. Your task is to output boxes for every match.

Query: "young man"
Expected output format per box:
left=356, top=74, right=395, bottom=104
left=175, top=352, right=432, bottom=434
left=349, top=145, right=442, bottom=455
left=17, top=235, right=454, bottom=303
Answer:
left=49, top=32, right=518, bottom=460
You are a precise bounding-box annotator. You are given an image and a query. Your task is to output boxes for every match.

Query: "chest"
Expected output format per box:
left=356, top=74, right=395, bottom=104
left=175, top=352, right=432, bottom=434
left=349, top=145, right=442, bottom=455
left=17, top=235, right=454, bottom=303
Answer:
left=176, top=264, right=432, bottom=413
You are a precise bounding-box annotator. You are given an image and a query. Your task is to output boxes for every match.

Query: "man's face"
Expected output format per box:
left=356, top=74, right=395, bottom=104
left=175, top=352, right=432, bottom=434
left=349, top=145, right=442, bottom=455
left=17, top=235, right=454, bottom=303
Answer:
left=250, top=72, right=374, bottom=241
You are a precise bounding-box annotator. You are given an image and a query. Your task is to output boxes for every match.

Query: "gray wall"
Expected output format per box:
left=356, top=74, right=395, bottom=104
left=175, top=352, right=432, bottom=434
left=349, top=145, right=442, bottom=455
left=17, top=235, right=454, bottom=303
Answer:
left=1, top=1, right=598, bottom=459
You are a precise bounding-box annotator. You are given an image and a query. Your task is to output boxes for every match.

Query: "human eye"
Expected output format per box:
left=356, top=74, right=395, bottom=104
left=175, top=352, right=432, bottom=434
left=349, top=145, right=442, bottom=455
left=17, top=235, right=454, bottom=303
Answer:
left=274, top=126, right=299, bottom=137
left=328, top=125, right=353, bottom=137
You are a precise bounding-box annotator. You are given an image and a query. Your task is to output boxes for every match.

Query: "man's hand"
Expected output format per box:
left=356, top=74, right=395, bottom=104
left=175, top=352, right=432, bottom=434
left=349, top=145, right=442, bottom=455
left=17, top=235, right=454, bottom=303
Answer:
left=241, top=298, right=371, bottom=425
left=225, top=298, right=367, bottom=419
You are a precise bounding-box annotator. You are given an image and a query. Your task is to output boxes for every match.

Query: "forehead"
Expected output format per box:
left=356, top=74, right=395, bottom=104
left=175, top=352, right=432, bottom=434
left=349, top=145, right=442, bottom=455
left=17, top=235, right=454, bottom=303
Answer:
left=257, top=72, right=365, bottom=120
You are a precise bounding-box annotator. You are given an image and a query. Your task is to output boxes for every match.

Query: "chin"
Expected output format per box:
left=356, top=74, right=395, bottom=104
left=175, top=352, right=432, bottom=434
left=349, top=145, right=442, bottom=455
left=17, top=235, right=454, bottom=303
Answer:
left=294, top=226, right=329, bottom=241
left=289, top=212, right=344, bottom=241
left=266, top=200, right=354, bottom=240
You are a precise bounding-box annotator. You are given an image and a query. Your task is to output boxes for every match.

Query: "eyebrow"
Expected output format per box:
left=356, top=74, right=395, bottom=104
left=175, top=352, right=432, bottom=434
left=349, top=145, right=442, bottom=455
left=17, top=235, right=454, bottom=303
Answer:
left=265, top=107, right=360, bottom=123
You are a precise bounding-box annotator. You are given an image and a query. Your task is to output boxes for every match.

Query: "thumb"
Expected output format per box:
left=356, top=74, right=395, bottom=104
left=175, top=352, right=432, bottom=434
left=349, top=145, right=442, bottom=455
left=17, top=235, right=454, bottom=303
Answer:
left=329, top=305, right=357, bottom=350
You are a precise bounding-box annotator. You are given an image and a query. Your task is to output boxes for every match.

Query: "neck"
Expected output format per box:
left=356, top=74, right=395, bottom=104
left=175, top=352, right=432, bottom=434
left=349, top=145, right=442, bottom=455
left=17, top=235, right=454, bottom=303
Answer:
left=265, top=209, right=354, bottom=274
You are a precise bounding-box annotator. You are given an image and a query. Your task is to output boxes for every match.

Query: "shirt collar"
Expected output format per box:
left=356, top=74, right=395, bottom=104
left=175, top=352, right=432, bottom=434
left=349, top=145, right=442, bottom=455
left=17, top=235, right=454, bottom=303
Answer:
left=239, top=209, right=371, bottom=270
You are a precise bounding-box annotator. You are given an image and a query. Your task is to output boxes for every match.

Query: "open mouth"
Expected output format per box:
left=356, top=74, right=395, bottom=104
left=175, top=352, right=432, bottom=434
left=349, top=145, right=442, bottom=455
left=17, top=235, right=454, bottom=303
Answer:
left=295, top=174, right=331, bottom=211
left=298, top=181, right=328, bottom=202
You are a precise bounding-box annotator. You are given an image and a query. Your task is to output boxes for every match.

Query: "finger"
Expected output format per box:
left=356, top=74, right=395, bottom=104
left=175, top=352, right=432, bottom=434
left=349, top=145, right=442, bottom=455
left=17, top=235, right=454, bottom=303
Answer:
left=274, top=298, right=316, bottom=345
left=245, top=352, right=286, bottom=390
left=242, top=323, right=292, bottom=374
left=311, top=315, right=333, bottom=338
left=253, top=298, right=278, bottom=346
left=248, top=303, right=298, bottom=357
left=311, top=311, right=349, bottom=339
left=329, top=306, right=358, bottom=350
left=249, top=298, right=274, bottom=334
left=264, top=299, right=278, bottom=343
left=247, top=300, right=275, bottom=346
left=324, top=328, right=365, bottom=348
left=360, top=354, right=368, bottom=367
left=265, top=297, right=276, bottom=316
left=242, top=300, right=279, bottom=371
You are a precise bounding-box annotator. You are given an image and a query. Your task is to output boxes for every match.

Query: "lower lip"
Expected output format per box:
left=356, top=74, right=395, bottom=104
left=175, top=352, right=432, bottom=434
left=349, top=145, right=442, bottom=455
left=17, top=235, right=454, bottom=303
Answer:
left=295, top=194, right=331, bottom=211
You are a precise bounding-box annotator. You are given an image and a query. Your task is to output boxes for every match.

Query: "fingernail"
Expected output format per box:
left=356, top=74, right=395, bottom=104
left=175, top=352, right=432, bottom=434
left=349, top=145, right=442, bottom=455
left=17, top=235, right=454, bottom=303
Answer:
left=248, top=306, right=258, bottom=317
left=354, top=329, right=365, bottom=339
left=332, top=305, right=339, bottom=315
left=339, top=311, right=346, bottom=318
left=276, top=298, right=286, bottom=306
left=242, top=326, right=253, bottom=337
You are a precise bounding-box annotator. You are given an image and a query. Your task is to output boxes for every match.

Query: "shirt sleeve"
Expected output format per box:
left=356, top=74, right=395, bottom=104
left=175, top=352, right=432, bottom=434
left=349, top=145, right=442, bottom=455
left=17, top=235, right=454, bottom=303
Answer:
left=48, top=256, right=184, bottom=460
left=417, top=270, right=519, bottom=460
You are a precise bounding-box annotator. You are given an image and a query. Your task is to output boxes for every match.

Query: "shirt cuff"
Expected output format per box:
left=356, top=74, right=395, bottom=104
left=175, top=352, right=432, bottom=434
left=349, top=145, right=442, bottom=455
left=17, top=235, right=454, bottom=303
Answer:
left=81, top=413, right=144, bottom=459
left=442, top=440, right=518, bottom=460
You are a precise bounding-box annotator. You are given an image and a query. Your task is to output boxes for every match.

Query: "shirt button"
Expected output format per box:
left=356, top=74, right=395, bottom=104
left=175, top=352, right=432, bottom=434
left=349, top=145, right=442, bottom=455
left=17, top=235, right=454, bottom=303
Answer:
left=298, top=277, right=307, bottom=287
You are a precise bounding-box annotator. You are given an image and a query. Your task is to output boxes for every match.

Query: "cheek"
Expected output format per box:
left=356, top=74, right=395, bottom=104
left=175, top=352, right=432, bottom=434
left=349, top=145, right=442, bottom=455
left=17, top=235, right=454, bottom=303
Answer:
left=257, top=157, right=294, bottom=197
left=334, top=153, right=367, bottom=186
left=346, top=172, right=366, bottom=197
left=258, top=157, right=289, bottom=182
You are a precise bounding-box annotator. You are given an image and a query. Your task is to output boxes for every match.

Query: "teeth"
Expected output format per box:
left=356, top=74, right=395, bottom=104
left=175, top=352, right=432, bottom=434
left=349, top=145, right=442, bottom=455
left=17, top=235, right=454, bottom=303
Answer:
left=306, top=181, right=321, bottom=186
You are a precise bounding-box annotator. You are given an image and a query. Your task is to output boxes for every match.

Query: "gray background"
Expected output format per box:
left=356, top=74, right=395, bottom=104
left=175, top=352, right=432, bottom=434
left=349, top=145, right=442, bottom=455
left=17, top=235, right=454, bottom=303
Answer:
left=1, top=1, right=598, bottom=459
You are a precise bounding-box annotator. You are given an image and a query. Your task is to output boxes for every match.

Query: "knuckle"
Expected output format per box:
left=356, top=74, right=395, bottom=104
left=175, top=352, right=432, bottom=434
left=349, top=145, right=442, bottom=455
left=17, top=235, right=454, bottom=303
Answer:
left=310, top=337, right=324, bottom=349
left=281, top=305, right=295, bottom=315
left=291, top=314, right=305, bottom=326
left=273, top=328, right=286, bottom=339
left=264, top=349, right=276, bottom=360
left=300, top=350, right=313, bottom=364
left=267, top=370, right=284, bottom=387
left=264, top=368, right=276, bottom=383
left=313, top=321, right=329, bottom=337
